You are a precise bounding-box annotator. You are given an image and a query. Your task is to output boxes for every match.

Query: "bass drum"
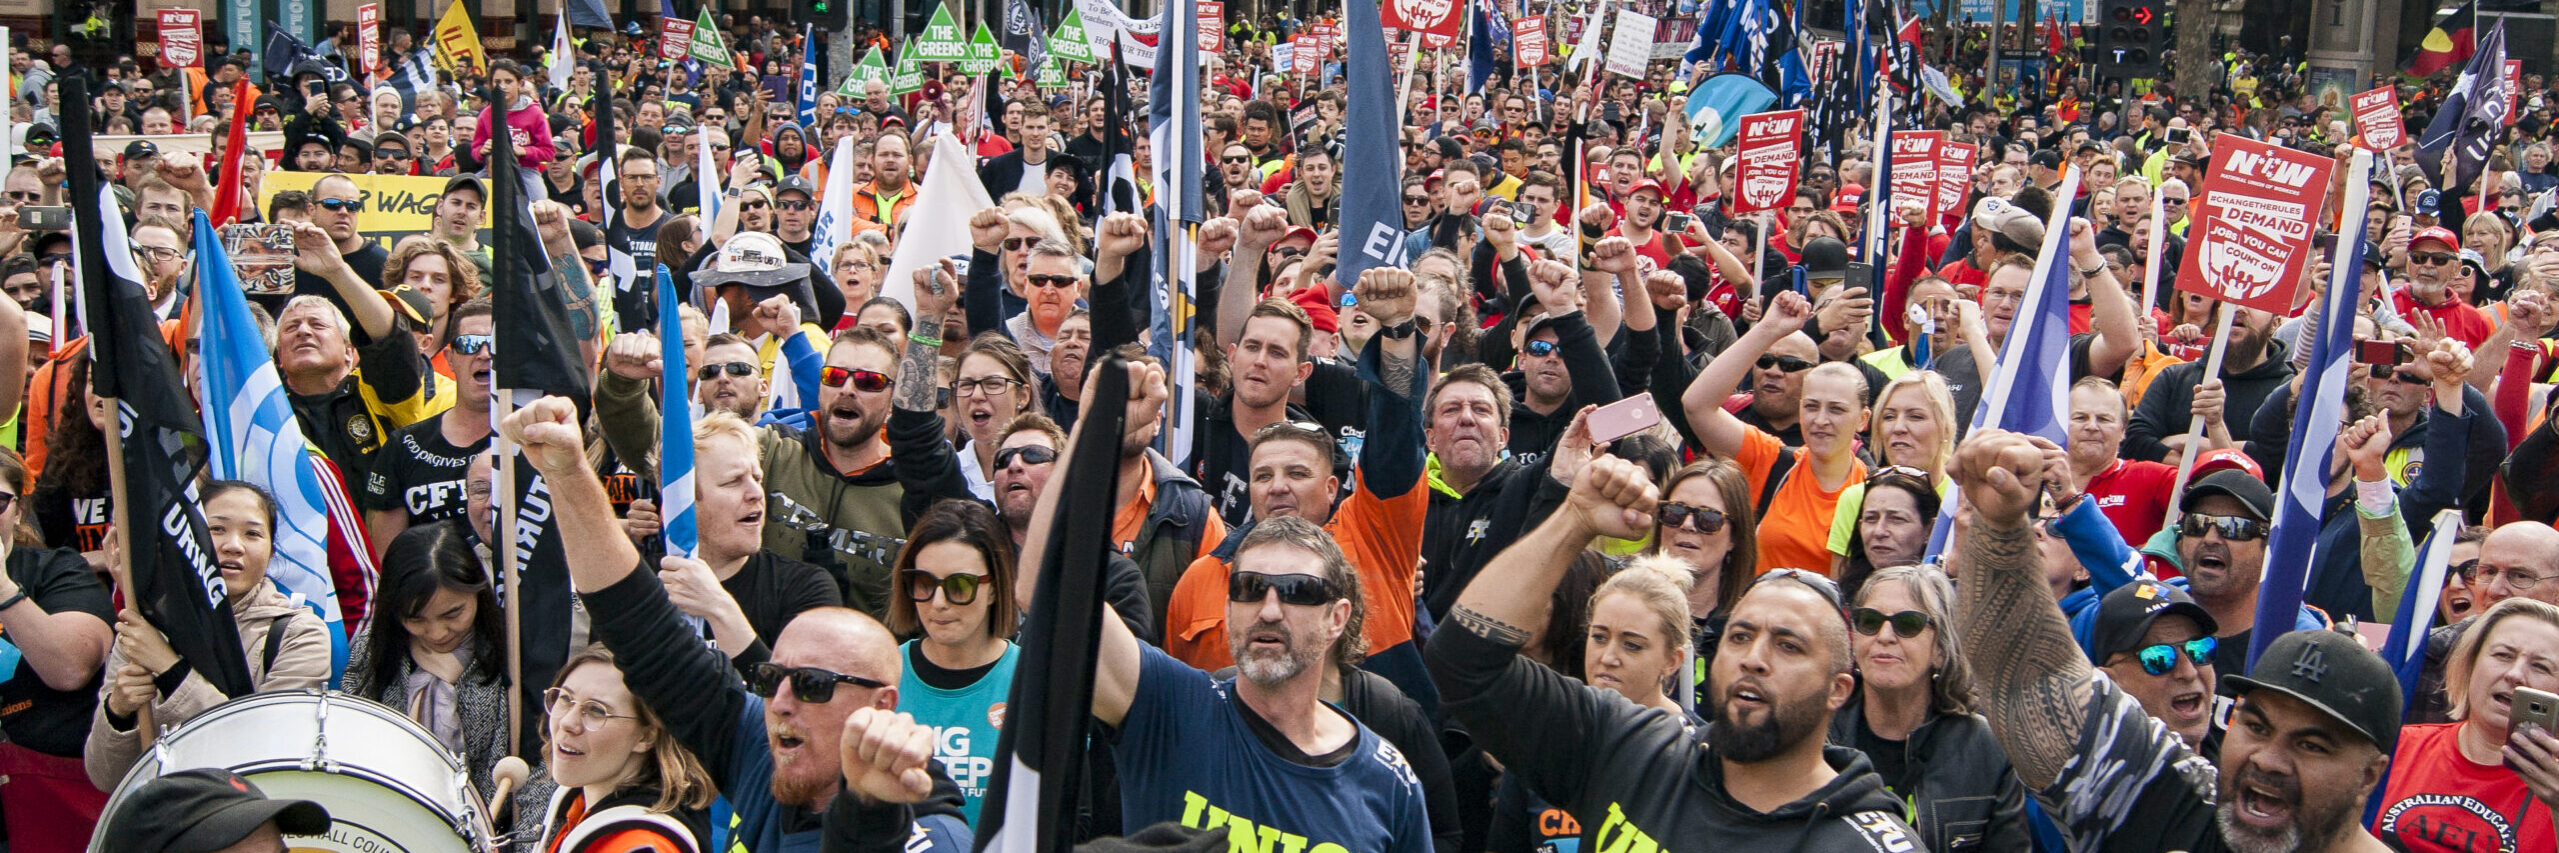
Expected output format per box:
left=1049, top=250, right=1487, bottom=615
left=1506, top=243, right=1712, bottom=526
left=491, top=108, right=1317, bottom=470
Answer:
left=93, top=690, right=499, bottom=853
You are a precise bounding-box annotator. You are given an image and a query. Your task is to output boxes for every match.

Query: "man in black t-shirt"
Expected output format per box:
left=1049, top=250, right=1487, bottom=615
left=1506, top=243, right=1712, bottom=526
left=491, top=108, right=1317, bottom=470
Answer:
left=362, top=301, right=494, bottom=560
left=279, top=174, right=389, bottom=320
left=0, top=533, right=114, bottom=761
left=605, top=148, right=670, bottom=333
left=1947, top=430, right=2402, bottom=853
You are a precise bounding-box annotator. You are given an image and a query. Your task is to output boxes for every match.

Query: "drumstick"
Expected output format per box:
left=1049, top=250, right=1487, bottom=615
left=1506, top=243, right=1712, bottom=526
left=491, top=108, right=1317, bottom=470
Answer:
left=488, top=755, right=531, bottom=826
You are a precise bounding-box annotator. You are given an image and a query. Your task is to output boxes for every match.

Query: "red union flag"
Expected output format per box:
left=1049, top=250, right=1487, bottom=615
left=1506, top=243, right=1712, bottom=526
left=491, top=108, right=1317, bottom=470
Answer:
left=1313, top=23, right=1337, bottom=60
left=1422, top=30, right=1457, bottom=49
left=1889, top=131, right=1943, bottom=222
left=1296, top=34, right=1321, bottom=73
left=661, top=18, right=695, bottom=61
left=2175, top=136, right=2335, bottom=315
left=2351, top=86, right=2403, bottom=151
left=1935, top=142, right=1975, bottom=224
left=1729, top=109, right=1804, bottom=214
left=158, top=9, right=203, bottom=69
left=1383, top=0, right=1464, bottom=38
left=357, top=4, right=381, bottom=74
left=1515, top=17, right=1547, bottom=66
left=1199, top=2, right=1225, bottom=53
left=2507, top=60, right=2524, bottom=127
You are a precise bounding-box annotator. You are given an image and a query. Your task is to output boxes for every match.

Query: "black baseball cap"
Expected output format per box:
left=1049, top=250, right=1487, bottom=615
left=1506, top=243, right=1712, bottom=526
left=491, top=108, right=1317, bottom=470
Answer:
left=776, top=175, right=817, bottom=198
left=2180, top=469, right=2275, bottom=522
left=443, top=175, right=487, bottom=203
left=2029, top=148, right=2064, bottom=169
left=99, top=768, right=330, bottom=853
left=124, top=140, right=161, bottom=161
left=2090, top=579, right=2219, bottom=663
left=2222, top=629, right=2405, bottom=753
left=1799, top=236, right=1849, bottom=281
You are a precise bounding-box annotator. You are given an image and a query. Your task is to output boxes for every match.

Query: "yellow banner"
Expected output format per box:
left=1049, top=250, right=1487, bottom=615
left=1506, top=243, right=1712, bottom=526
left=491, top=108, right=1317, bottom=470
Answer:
left=259, top=171, right=491, bottom=250
left=432, top=1, right=485, bottom=76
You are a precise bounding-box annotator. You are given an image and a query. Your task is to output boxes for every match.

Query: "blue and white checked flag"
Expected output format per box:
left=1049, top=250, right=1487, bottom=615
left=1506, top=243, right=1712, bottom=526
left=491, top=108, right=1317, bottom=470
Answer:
left=658, top=265, right=699, bottom=565
left=190, top=209, right=354, bottom=673
left=2251, top=151, right=2376, bottom=669
left=798, top=24, right=819, bottom=128
left=1928, top=169, right=2081, bottom=553
left=1148, top=0, right=1203, bottom=467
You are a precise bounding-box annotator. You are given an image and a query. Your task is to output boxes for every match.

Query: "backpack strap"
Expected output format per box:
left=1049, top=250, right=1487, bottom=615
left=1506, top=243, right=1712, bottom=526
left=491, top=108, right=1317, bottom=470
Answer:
left=1756, top=446, right=1797, bottom=516
left=260, top=614, right=294, bottom=676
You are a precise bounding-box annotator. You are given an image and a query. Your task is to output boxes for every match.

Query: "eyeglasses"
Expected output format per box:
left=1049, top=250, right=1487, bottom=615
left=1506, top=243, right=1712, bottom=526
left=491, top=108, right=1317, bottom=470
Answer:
left=740, top=200, right=769, bottom=211
left=2408, top=251, right=2458, bottom=267
left=543, top=688, right=642, bottom=729
left=377, top=149, right=411, bottom=160
left=777, top=200, right=812, bottom=211
left=2471, top=562, right=2547, bottom=592
left=994, top=444, right=1057, bottom=469
left=2178, top=513, right=2267, bottom=542
left=902, top=569, right=991, bottom=605
left=952, top=376, right=1022, bottom=397
left=2389, top=369, right=2431, bottom=385
left=0, top=492, right=21, bottom=515
left=1223, top=156, right=1252, bottom=165
left=743, top=662, right=889, bottom=703
left=1226, top=571, right=1339, bottom=606
left=449, top=334, right=493, bottom=355
left=1027, top=274, right=1080, bottom=290
left=818, top=366, right=893, bottom=392
left=316, top=198, right=361, bottom=212
left=1867, top=465, right=1931, bottom=485
left=2453, top=558, right=2482, bottom=581
left=1756, top=354, right=1815, bottom=372
left=697, top=361, right=757, bottom=380
left=1657, top=502, right=1728, bottom=534
left=1523, top=339, right=1560, bottom=358
left=134, top=245, right=184, bottom=263
left=1404, top=195, right=1431, bottom=205
left=1849, top=607, right=1932, bottom=638
left=2129, top=636, right=2217, bottom=676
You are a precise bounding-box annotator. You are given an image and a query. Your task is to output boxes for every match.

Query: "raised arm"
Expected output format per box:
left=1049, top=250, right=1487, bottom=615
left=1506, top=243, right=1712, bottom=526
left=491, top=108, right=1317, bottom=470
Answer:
left=501, top=396, right=643, bottom=594
left=287, top=220, right=397, bottom=341
left=1010, top=356, right=1164, bottom=728
left=1679, top=290, right=1813, bottom=458
left=1948, top=430, right=2097, bottom=790
left=1583, top=236, right=1638, bottom=346
left=1220, top=205, right=1288, bottom=349
left=2075, top=219, right=2139, bottom=378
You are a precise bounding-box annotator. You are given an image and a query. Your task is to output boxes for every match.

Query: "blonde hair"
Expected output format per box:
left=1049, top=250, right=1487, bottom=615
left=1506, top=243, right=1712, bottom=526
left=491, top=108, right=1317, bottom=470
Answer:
left=693, top=411, right=760, bottom=463
left=1871, top=371, right=1958, bottom=476
left=1591, top=555, right=1697, bottom=662
left=2447, top=597, right=2559, bottom=720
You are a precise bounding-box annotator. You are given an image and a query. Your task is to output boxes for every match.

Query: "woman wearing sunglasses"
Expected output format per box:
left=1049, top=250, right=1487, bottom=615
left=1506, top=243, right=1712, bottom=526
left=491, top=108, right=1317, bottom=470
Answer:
left=887, top=500, right=1020, bottom=823
left=535, top=645, right=716, bottom=853
left=1647, top=462, right=1756, bottom=682
left=1829, top=565, right=2028, bottom=852
left=346, top=521, right=552, bottom=836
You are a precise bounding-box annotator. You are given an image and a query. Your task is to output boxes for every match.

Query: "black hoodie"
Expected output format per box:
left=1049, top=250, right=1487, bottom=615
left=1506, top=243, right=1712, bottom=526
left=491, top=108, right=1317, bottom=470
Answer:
left=1427, top=624, right=1921, bottom=851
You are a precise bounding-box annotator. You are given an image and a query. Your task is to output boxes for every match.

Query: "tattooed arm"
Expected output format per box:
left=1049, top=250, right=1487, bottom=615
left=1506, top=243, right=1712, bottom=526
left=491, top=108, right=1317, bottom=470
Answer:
left=1947, top=430, right=2097, bottom=790
left=897, top=260, right=961, bottom=414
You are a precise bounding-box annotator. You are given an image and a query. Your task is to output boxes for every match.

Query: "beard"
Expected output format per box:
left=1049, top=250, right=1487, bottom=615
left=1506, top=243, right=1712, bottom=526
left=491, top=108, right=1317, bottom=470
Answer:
left=1715, top=679, right=1833, bottom=764
left=2215, top=768, right=2356, bottom=853
left=1231, top=620, right=1321, bottom=688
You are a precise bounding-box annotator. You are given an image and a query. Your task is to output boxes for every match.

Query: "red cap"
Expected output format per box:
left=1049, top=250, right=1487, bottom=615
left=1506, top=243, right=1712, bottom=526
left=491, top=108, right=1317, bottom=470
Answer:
left=1425, top=168, right=1446, bottom=188
left=1287, top=286, right=1340, bottom=333
left=2411, top=225, right=2460, bottom=251
left=1274, top=226, right=1320, bottom=250
left=2192, top=447, right=2265, bottom=482
left=1627, top=178, right=1665, bottom=199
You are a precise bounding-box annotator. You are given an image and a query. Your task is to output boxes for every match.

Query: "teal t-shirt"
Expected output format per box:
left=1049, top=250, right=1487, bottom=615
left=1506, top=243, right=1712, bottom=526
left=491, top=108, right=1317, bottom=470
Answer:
left=897, top=640, right=1020, bottom=824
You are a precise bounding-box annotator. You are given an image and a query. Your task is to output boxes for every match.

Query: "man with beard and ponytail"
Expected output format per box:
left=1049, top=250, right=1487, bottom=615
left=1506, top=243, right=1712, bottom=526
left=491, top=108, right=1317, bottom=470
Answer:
left=496, top=394, right=971, bottom=853
left=1426, top=427, right=1922, bottom=849
left=1944, top=428, right=2402, bottom=853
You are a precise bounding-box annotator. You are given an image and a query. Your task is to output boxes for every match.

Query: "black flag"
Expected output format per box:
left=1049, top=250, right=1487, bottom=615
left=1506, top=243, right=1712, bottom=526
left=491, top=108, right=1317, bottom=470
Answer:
left=973, top=353, right=1128, bottom=853
left=1098, top=42, right=1140, bottom=220
left=489, top=86, right=591, bottom=757
left=63, top=76, right=257, bottom=700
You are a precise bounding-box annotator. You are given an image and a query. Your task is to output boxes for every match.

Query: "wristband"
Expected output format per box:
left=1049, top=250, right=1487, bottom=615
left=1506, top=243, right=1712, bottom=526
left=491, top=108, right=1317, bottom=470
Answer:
left=0, top=589, right=27, bottom=613
left=908, top=331, right=944, bottom=348
left=2078, top=263, right=2107, bottom=277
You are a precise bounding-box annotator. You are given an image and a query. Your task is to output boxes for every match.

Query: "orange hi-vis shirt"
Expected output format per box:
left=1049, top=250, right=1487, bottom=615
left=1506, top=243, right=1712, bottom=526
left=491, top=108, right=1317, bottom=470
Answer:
left=1159, top=471, right=1429, bottom=671
left=1734, top=426, right=1864, bottom=576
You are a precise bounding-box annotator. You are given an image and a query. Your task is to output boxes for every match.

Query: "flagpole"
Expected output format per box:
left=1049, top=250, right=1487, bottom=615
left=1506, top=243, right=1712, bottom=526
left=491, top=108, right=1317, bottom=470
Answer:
left=2160, top=302, right=2237, bottom=532
left=495, top=390, right=522, bottom=756
left=2139, top=180, right=2165, bottom=321
left=1393, top=29, right=1424, bottom=144
left=98, top=394, right=155, bottom=749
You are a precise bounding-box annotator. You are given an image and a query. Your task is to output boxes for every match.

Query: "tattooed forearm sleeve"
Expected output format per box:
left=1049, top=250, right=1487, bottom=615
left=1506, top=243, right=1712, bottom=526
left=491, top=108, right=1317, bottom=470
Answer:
left=1952, top=516, right=2097, bottom=790
left=893, top=331, right=942, bottom=413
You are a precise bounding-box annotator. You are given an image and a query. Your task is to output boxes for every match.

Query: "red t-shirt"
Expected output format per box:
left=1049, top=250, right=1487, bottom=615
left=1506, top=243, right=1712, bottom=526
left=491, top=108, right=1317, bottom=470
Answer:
left=2373, top=722, right=2557, bottom=853
left=2394, top=290, right=2495, bottom=348
left=2085, top=458, right=2178, bottom=561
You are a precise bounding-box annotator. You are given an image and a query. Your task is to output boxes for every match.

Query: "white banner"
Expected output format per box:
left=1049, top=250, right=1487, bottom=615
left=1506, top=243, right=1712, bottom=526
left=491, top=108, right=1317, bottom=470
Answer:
left=1075, top=0, right=1161, bottom=67
left=1606, top=9, right=1656, bottom=79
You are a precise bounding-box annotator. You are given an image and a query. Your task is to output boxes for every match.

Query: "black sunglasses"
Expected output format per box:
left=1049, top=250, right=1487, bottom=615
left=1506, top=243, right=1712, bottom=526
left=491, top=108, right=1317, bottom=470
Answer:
left=2178, top=513, right=2267, bottom=542
left=2131, top=636, right=2216, bottom=676
left=1027, top=274, right=1079, bottom=289
left=993, top=444, right=1057, bottom=469
left=697, top=361, right=757, bottom=380
left=1850, top=607, right=1932, bottom=638
left=1756, top=354, right=1815, bottom=372
left=903, top=569, right=990, bottom=605
left=1658, top=502, right=1728, bottom=534
left=316, top=198, right=361, bottom=212
left=1226, top=571, right=1338, bottom=606
left=744, top=662, right=887, bottom=703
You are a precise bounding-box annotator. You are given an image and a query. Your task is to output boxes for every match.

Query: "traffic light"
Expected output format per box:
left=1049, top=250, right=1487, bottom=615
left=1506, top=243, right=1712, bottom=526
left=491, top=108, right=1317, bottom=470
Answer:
left=805, top=0, right=848, bottom=33
left=2097, top=0, right=2167, bottom=80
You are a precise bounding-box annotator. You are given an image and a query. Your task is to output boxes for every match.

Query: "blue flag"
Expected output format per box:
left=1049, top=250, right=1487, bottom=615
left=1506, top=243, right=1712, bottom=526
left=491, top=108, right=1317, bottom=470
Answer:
left=1339, top=0, right=1408, bottom=285
left=2251, top=160, right=2374, bottom=668
left=191, top=208, right=355, bottom=680
left=1928, top=173, right=2080, bottom=553
left=1468, top=0, right=1505, bottom=93
left=658, top=265, right=698, bottom=562
left=1147, top=0, right=1203, bottom=467
left=1681, top=74, right=1779, bottom=147
left=798, top=24, right=818, bottom=128
left=2367, top=507, right=2463, bottom=825
left=263, top=22, right=349, bottom=86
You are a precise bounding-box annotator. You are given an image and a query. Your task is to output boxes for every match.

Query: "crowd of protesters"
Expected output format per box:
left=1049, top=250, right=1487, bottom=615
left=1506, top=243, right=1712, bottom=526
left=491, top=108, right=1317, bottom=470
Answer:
left=1, top=5, right=2558, bottom=853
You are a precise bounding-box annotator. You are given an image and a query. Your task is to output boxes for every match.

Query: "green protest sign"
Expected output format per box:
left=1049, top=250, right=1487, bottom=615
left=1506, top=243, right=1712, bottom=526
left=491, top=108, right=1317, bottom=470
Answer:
left=963, top=22, right=1001, bottom=74
left=917, top=5, right=969, bottom=62
left=890, top=37, right=925, bottom=93
left=1048, top=8, right=1093, bottom=63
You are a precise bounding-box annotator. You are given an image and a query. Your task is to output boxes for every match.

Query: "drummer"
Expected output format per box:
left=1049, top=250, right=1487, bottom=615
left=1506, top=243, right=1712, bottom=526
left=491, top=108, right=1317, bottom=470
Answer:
left=97, top=767, right=332, bottom=853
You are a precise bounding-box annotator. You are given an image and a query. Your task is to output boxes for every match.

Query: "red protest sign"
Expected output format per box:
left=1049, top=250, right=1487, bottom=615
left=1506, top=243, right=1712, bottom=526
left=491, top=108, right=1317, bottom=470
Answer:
left=1312, top=23, right=1338, bottom=61
left=1422, top=30, right=1458, bottom=49
left=1889, top=131, right=1943, bottom=222
left=1729, top=109, right=1804, bottom=215
left=2507, top=60, right=2523, bottom=126
left=357, top=4, right=381, bottom=74
left=661, top=19, right=694, bottom=61
left=2351, top=86, right=2403, bottom=150
left=157, top=9, right=203, bottom=69
left=1515, top=17, right=1548, bottom=66
left=1383, top=0, right=1464, bottom=38
left=1296, top=35, right=1322, bottom=73
left=1935, top=141, right=1975, bottom=224
left=1199, top=2, right=1226, bottom=53
left=2175, top=135, right=2334, bottom=315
